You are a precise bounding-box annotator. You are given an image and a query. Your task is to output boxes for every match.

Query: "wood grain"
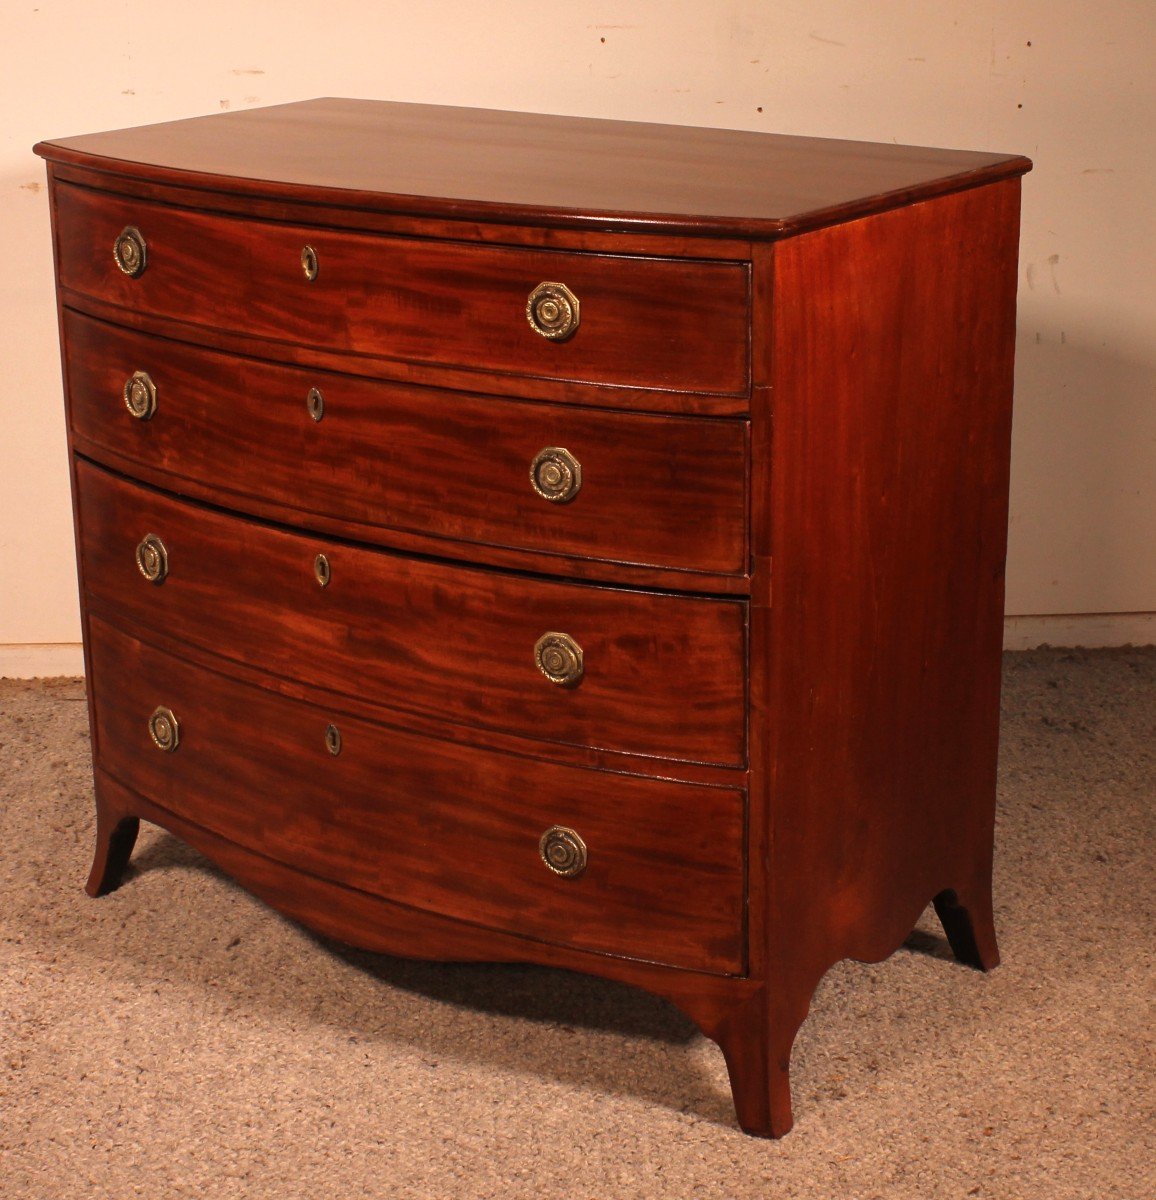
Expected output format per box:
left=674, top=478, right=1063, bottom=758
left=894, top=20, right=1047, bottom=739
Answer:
left=38, top=101, right=1031, bottom=1138
left=722, top=178, right=1023, bottom=1136
left=59, top=285, right=753, bottom=419
left=35, top=97, right=1031, bottom=239
left=53, top=182, right=751, bottom=398
left=87, top=617, right=746, bottom=974
left=63, top=310, right=749, bottom=579
left=47, top=157, right=756, bottom=260
left=76, top=459, right=748, bottom=767
left=89, top=765, right=762, bottom=1019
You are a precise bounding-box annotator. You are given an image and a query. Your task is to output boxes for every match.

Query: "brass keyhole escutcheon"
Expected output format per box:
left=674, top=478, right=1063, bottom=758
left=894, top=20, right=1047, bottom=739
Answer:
left=148, top=706, right=180, bottom=753
left=526, top=281, right=580, bottom=341
left=113, top=226, right=147, bottom=277
left=123, top=371, right=157, bottom=420
left=301, top=244, right=319, bottom=281
left=534, top=631, right=584, bottom=688
left=530, top=446, right=582, bottom=504
left=306, top=387, right=325, bottom=422
left=135, top=533, right=168, bottom=585
left=324, top=723, right=342, bottom=756
left=539, top=826, right=587, bottom=878
left=313, top=553, right=331, bottom=588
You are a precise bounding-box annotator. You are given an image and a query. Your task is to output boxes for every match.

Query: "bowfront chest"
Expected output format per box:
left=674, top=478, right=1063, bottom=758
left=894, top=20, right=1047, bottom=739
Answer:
left=35, top=100, right=1030, bottom=1136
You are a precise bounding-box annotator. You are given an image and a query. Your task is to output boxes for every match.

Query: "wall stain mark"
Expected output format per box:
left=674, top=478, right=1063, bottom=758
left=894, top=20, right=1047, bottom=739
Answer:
left=1026, top=255, right=1062, bottom=294
left=1047, top=254, right=1061, bottom=294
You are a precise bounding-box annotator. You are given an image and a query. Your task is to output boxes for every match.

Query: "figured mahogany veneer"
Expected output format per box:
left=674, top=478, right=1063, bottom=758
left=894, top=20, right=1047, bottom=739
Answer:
left=77, top=459, right=747, bottom=766
left=36, top=99, right=1031, bottom=1137
left=86, top=617, right=746, bottom=973
left=63, top=310, right=749, bottom=578
left=54, top=182, right=750, bottom=397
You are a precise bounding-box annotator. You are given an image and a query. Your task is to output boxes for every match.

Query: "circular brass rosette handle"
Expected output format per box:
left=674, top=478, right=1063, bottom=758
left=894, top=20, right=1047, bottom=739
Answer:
left=113, top=226, right=147, bottom=277
left=539, top=826, right=588, bottom=879
left=147, top=706, right=180, bottom=753
left=324, top=723, right=342, bottom=756
left=530, top=446, right=582, bottom=504
left=301, top=244, right=319, bottom=281
left=123, top=370, right=157, bottom=420
left=135, top=533, right=168, bottom=585
left=534, top=631, right=584, bottom=688
left=306, top=387, right=325, bottom=422
left=526, top=281, right=580, bottom=341
left=313, top=553, right=331, bottom=588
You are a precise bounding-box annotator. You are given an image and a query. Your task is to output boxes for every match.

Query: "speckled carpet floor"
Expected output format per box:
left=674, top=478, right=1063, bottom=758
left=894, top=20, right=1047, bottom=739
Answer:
left=1, top=647, right=1153, bottom=1199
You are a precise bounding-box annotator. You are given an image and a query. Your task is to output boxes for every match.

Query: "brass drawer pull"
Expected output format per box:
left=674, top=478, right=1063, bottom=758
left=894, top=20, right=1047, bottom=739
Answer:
left=123, top=371, right=157, bottom=420
left=324, top=723, right=342, bottom=756
left=301, top=244, right=319, bottom=281
left=313, top=553, right=331, bottom=588
left=530, top=446, right=582, bottom=504
left=534, top=631, right=583, bottom=687
left=306, top=387, right=325, bottom=422
left=113, top=226, right=147, bottom=277
left=539, top=826, right=587, bottom=878
left=135, top=534, right=168, bottom=585
left=526, top=281, right=580, bottom=341
left=147, top=706, right=180, bottom=753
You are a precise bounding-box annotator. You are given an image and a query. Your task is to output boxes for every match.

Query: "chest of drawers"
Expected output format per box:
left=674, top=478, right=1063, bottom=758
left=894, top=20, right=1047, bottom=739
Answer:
left=35, top=99, right=1030, bottom=1136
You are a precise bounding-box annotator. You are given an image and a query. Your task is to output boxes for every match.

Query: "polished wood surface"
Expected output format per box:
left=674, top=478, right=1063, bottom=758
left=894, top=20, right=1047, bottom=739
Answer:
left=36, top=98, right=1030, bottom=239
left=54, top=182, right=750, bottom=397
left=38, top=102, right=1030, bottom=1137
left=58, top=285, right=753, bottom=420
left=48, top=156, right=756, bottom=261
left=64, top=311, right=749, bottom=578
left=720, top=177, right=1021, bottom=1137
left=88, top=617, right=746, bottom=974
left=87, top=767, right=762, bottom=1028
left=76, top=460, right=747, bottom=766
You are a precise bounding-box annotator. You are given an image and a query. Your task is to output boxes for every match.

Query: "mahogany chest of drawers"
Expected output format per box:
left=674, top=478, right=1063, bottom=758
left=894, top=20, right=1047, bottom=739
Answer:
left=36, top=100, right=1031, bottom=1136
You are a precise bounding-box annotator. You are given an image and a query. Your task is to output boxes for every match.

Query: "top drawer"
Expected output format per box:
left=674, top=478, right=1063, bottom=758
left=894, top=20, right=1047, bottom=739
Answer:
left=53, top=183, right=751, bottom=400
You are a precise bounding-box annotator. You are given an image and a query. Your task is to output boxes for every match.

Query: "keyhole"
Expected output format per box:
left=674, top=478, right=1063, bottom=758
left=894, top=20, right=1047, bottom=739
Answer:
left=301, top=245, right=319, bottom=281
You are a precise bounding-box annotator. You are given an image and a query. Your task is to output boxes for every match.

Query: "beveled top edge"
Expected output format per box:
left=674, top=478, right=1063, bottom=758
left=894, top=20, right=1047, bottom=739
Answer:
left=34, top=98, right=1032, bottom=240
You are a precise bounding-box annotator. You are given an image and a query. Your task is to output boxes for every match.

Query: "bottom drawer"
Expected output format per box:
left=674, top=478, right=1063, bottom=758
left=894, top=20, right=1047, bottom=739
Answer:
left=87, top=617, right=746, bottom=975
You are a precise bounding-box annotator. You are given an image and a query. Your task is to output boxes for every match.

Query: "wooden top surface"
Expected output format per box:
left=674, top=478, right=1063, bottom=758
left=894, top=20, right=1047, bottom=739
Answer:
left=35, top=98, right=1031, bottom=238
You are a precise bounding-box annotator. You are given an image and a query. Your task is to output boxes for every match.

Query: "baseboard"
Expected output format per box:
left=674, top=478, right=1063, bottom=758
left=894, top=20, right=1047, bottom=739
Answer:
left=0, top=643, right=86, bottom=679
left=1002, top=612, right=1155, bottom=650
left=1, top=617, right=1153, bottom=679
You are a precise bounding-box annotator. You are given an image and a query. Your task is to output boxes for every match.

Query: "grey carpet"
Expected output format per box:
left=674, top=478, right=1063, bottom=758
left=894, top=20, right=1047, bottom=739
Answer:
left=1, top=647, right=1153, bottom=1199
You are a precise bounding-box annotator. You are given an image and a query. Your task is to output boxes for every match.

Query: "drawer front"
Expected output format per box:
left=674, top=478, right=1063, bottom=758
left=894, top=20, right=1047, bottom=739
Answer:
left=54, top=183, right=750, bottom=397
left=88, top=618, right=746, bottom=975
left=78, top=462, right=747, bottom=766
left=64, top=311, right=749, bottom=577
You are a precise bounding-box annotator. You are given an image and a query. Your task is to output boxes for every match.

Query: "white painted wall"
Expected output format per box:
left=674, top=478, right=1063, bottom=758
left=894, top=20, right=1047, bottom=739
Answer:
left=3, top=2, right=1154, bottom=672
